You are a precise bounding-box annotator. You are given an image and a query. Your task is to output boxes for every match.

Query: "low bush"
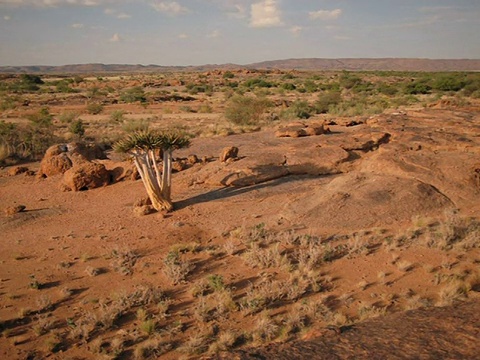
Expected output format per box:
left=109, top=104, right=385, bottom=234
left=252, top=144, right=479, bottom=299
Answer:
left=120, top=86, right=147, bottom=103
left=224, top=95, right=271, bottom=125
left=315, top=91, right=342, bottom=114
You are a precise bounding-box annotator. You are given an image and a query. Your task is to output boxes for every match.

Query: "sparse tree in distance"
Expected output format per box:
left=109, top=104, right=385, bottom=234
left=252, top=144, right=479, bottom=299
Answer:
left=114, top=130, right=190, bottom=212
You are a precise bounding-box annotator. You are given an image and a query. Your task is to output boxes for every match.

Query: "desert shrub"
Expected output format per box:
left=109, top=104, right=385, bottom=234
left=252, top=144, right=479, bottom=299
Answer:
left=120, top=86, right=147, bottom=103
left=315, top=91, right=341, bottom=114
left=179, top=105, right=196, bottom=113
left=55, top=80, right=77, bottom=93
left=86, top=102, right=104, bottom=115
left=110, top=110, right=126, bottom=122
left=280, top=83, right=296, bottom=91
left=162, top=251, right=193, bottom=284
left=85, top=86, right=106, bottom=100
left=121, top=119, right=149, bottom=133
left=404, top=80, right=431, bottom=94
left=281, top=100, right=313, bottom=120
left=12, top=74, right=44, bottom=93
left=223, top=71, right=235, bottom=79
left=303, top=80, right=318, bottom=93
left=1, top=108, right=59, bottom=161
left=0, top=94, right=21, bottom=111
left=59, top=111, right=78, bottom=124
left=198, top=103, right=213, bottom=113
left=69, top=119, right=85, bottom=138
left=224, top=94, right=271, bottom=125
left=27, top=107, right=53, bottom=128
left=243, top=78, right=273, bottom=89
left=431, top=74, right=467, bottom=92
left=185, top=83, right=214, bottom=95
left=351, top=80, right=375, bottom=94
left=462, top=75, right=480, bottom=96
left=339, top=72, right=362, bottom=89
left=329, top=96, right=389, bottom=116
left=377, top=83, right=399, bottom=96
left=225, top=81, right=239, bottom=88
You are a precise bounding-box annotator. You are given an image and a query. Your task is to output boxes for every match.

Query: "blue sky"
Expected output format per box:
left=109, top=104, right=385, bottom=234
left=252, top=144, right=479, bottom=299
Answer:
left=0, top=0, right=479, bottom=66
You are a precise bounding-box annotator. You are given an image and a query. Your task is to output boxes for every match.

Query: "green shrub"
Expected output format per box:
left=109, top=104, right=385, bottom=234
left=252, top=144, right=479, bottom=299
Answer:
left=377, top=83, right=399, bottom=96
left=58, top=111, right=78, bottom=124
left=110, top=110, right=126, bottom=122
left=185, top=83, right=214, bottom=95
left=55, top=80, right=77, bottom=93
left=121, top=119, right=149, bottom=133
left=69, top=119, right=85, bottom=138
left=224, top=95, right=271, bottom=125
left=303, top=80, right=317, bottom=93
left=0, top=95, right=21, bottom=111
left=315, top=91, right=341, bottom=114
left=223, top=71, right=235, bottom=79
left=86, top=102, right=104, bottom=115
left=120, top=86, right=147, bottom=103
left=281, top=83, right=296, bottom=91
left=282, top=100, right=312, bottom=120
left=339, top=72, right=362, bottom=89
left=431, top=74, right=467, bottom=92
left=27, top=107, right=53, bottom=128
left=243, top=78, right=273, bottom=89
left=404, top=80, right=431, bottom=95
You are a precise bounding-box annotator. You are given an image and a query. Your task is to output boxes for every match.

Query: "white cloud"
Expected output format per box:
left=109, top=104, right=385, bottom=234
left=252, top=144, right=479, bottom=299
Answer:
left=309, top=9, right=342, bottom=21
left=71, top=23, right=84, bottom=28
left=105, top=8, right=131, bottom=19
left=207, top=29, right=220, bottom=38
left=290, top=25, right=302, bottom=35
left=4, top=15, right=11, bottom=20
left=109, top=33, right=121, bottom=42
left=178, top=33, right=188, bottom=39
left=227, top=4, right=246, bottom=19
left=250, top=0, right=283, bottom=28
left=151, top=1, right=188, bottom=16
left=0, top=0, right=105, bottom=6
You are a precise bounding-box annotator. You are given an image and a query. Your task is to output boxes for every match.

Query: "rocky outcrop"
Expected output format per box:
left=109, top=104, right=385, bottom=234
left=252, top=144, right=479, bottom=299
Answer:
left=275, top=121, right=330, bottom=138
left=39, top=142, right=107, bottom=178
left=220, top=146, right=239, bottom=162
left=62, top=159, right=110, bottom=191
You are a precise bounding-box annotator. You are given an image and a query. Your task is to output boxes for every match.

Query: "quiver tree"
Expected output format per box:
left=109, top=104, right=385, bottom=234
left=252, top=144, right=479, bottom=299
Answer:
left=114, top=130, right=190, bottom=212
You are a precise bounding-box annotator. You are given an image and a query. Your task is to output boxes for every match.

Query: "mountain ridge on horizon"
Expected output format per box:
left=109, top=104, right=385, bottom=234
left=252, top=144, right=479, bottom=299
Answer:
left=1, top=58, right=480, bottom=74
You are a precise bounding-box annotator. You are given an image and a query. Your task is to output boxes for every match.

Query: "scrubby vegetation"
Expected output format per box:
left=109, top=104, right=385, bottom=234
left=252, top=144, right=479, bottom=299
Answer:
left=1, top=69, right=479, bottom=165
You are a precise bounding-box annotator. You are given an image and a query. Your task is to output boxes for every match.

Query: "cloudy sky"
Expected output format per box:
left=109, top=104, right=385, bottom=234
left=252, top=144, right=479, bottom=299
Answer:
left=0, top=0, right=479, bottom=66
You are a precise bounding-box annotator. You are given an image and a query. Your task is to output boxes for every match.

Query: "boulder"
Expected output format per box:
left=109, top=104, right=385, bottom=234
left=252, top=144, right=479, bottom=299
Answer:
left=275, top=121, right=330, bottom=138
left=7, top=166, right=29, bottom=176
left=40, top=152, right=73, bottom=177
left=220, top=146, right=239, bottom=162
left=4, top=205, right=26, bottom=216
left=109, top=161, right=136, bottom=183
left=39, top=142, right=107, bottom=178
left=62, top=160, right=110, bottom=191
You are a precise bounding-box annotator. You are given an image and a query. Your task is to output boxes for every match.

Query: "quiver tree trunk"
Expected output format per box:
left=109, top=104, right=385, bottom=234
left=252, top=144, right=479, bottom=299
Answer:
left=114, top=130, right=190, bottom=213
left=133, top=151, right=173, bottom=212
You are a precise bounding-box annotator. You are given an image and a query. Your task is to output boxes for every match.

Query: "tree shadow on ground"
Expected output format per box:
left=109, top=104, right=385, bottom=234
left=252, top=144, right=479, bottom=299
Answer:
left=174, top=174, right=318, bottom=211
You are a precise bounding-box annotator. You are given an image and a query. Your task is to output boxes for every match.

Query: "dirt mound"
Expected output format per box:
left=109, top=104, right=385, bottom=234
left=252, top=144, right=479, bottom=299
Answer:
left=219, top=300, right=480, bottom=360
left=289, top=173, right=454, bottom=231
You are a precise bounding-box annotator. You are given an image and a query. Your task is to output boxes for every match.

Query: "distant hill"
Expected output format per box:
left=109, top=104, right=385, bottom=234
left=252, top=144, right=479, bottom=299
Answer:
left=0, top=58, right=479, bottom=74
left=247, top=58, right=480, bottom=72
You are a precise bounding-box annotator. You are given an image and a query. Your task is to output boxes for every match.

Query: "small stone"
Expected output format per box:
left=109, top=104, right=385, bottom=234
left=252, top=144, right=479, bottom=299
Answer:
left=5, top=205, right=26, bottom=216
